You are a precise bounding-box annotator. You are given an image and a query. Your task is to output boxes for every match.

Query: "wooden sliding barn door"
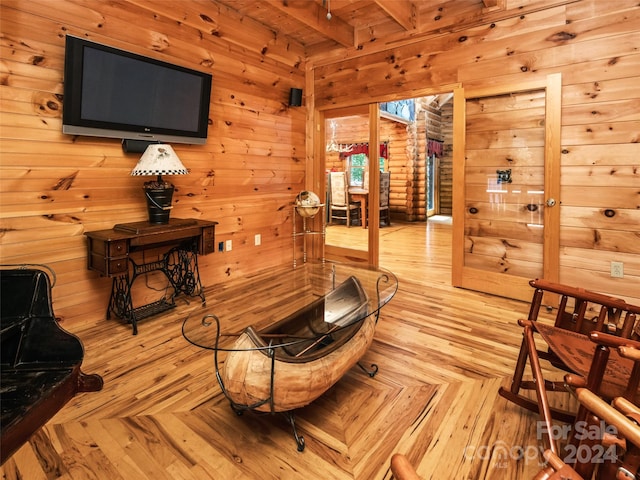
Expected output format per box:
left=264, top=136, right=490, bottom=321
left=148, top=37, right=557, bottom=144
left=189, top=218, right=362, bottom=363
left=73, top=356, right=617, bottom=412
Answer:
left=452, top=74, right=561, bottom=302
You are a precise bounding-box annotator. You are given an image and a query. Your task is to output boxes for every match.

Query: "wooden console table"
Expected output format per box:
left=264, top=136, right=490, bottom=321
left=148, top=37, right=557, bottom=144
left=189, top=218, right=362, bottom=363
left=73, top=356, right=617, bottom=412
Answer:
left=85, top=218, right=217, bottom=334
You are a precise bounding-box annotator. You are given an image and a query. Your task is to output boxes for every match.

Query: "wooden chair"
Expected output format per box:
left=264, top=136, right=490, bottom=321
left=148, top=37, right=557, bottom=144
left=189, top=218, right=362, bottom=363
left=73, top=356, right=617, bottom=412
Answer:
left=390, top=453, right=422, bottom=480
left=561, top=334, right=640, bottom=478
left=329, top=171, right=361, bottom=227
left=499, top=279, right=639, bottom=427
left=533, top=387, right=640, bottom=480
left=500, top=279, right=640, bottom=478
left=379, top=171, right=391, bottom=226
left=362, top=170, right=391, bottom=226
left=533, top=450, right=585, bottom=480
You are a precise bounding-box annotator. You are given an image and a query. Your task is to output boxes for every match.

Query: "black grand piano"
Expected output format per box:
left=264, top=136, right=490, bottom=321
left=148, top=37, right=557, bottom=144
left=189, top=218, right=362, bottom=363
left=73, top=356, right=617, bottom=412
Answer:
left=1, top=267, right=103, bottom=464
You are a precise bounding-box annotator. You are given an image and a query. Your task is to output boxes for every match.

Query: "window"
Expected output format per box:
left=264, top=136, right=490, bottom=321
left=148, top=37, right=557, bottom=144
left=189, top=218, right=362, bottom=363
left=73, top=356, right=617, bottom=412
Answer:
left=347, top=154, right=387, bottom=187
left=348, top=154, right=367, bottom=187
left=380, top=99, right=415, bottom=122
left=343, top=142, right=389, bottom=187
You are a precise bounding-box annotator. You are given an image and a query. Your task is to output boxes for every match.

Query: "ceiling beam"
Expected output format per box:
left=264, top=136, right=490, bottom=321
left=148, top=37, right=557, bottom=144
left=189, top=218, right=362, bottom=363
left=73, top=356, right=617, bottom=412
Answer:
left=373, top=0, right=417, bottom=30
left=266, top=0, right=354, bottom=47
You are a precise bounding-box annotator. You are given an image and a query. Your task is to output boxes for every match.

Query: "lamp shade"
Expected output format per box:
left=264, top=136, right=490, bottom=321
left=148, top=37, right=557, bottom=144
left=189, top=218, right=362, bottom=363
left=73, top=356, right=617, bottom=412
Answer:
left=131, top=144, right=188, bottom=176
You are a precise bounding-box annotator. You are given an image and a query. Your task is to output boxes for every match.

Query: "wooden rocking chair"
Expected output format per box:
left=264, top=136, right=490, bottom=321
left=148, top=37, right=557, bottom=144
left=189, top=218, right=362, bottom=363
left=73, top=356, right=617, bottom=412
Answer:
left=533, top=384, right=640, bottom=480
left=499, top=279, right=640, bottom=426
left=501, top=279, right=640, bottom=478
left=559, top=334, right=640, bottom=478
left=390, top=453, right=422, bottom=480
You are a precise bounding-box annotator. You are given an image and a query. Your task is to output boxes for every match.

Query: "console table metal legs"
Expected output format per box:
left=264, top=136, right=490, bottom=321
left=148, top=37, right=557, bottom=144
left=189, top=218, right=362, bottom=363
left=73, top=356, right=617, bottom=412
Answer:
left=106, top=243, right=205, bottom=335
left=86, top=218, right=217, bottom=335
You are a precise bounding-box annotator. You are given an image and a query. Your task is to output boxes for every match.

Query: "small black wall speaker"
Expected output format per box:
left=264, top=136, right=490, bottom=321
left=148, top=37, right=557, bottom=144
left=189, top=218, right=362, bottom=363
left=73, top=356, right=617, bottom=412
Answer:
left=122, top=139, right=157, bottom=153
left=289, top=88, right=303, bottom=107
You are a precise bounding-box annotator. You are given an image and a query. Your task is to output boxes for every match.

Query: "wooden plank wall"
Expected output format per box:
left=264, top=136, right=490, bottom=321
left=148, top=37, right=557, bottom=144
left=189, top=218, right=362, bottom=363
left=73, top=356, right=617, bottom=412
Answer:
left=312, top=0, right=640, bottom=303
left=0, top=0, right=306, bottom=327
left=1, top=0, right=638, bottom=328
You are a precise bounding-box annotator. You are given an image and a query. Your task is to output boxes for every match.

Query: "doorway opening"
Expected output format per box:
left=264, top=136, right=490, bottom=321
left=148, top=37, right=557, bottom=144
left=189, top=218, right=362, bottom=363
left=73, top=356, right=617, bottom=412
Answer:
left=324, top=93, right=454, bottom=259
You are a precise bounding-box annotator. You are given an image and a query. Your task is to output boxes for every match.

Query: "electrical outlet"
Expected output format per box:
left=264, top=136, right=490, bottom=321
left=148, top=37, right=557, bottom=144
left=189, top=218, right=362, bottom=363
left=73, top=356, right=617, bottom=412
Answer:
left=255, top=234, right=261, bottom=246
left=611, top=261, right=624, bottom=278
left=226, top=239, right=232, bottom=252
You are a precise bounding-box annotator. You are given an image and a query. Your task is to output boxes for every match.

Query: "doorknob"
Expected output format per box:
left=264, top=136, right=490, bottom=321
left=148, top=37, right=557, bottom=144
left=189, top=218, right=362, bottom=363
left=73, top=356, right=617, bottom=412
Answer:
left=546, top=198, right=556, bottom=207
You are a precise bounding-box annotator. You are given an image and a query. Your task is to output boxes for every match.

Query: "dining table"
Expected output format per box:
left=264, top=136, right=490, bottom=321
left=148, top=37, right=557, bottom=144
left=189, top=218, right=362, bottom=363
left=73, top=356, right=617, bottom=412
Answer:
left=348, top=187, right=369, bottom=228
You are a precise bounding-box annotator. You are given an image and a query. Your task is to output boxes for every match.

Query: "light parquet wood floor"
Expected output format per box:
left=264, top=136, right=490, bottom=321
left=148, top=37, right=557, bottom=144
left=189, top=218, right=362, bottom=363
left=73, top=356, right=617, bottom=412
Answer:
left=1, top=219, right=575, bottom=480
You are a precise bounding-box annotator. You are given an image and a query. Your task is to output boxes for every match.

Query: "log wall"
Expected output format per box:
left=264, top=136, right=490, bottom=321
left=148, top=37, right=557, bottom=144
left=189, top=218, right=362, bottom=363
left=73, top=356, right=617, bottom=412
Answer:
left=312, top=0, right=640, bottom=303
left=327, top=105, right=452, bottom=222
left=325, top=115, right=408, bottom=218
left=0, top=0, right=306, bottom=327
left=440, top=101, right=454, bottom=216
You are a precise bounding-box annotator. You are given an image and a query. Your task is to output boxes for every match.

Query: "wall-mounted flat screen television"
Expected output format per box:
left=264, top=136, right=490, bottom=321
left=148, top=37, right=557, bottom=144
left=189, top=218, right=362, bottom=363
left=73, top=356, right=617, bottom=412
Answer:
left=63, top=35, right=212, bottom=145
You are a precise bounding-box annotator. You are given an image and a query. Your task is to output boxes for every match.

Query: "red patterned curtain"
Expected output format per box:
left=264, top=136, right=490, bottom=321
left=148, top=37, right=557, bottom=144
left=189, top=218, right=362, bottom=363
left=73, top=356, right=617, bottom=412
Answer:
left=340, top=142, right=389, bottom=159
left=427, top=138, right=443, bottom=157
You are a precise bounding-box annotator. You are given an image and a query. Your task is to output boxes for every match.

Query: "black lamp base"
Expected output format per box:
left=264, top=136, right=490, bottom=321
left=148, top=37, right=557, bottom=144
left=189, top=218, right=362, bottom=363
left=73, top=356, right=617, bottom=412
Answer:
left=144, top=184, right=174, bottom=224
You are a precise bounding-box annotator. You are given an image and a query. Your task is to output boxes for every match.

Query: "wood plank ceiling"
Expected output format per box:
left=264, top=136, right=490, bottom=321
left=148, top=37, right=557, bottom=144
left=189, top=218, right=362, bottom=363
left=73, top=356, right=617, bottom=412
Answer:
left=213, top=0, right=500, bottom=57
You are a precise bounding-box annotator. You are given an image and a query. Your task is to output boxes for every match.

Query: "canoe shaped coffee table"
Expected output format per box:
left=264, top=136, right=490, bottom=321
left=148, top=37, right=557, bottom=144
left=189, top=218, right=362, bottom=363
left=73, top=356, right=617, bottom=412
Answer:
left=182, top=261, right=398, bottom=451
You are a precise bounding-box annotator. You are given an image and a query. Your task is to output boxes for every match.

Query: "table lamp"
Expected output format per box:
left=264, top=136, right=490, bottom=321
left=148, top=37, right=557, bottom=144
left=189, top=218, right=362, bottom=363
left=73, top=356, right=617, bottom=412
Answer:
left=131, top=144, right=188, bottom=224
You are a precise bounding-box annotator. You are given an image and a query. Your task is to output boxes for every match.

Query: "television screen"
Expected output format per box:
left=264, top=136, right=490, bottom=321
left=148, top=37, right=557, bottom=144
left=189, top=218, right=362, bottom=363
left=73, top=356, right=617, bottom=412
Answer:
left=63, top=35, right=212, bottom=144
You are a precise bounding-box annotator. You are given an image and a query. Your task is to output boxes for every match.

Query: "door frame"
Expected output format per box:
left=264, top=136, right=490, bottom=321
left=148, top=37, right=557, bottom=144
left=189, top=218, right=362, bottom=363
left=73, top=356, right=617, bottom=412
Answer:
left=318, top=105, right=374, bottom=265
left=451, top=73, right=562, bottom=301
left=313, top=85, right=462, bottom=266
